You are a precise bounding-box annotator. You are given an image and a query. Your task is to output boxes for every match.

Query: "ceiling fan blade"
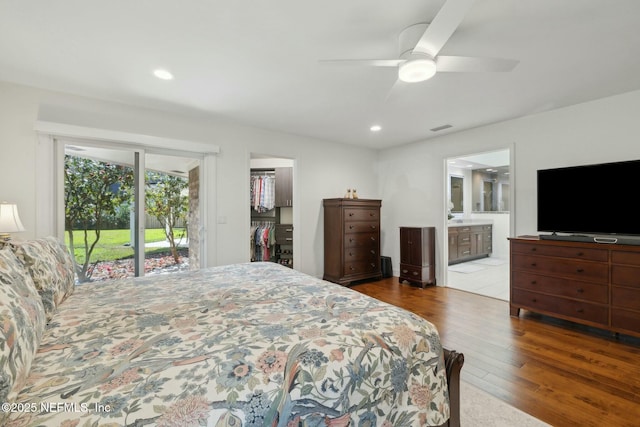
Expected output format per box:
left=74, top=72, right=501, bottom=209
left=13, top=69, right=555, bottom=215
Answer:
left=413, top=0, right=476, bottom=58
left=436, top=56, right=519, bottom=72
left=319, top=59, right=404, bottom=67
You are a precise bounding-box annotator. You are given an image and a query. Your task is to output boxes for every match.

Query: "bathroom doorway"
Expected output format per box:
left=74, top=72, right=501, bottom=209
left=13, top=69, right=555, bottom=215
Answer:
left=444, top=148, right=512, bottom=300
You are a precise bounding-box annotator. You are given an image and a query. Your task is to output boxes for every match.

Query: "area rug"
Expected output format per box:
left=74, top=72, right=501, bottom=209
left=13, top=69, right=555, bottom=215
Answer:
left=448, top=263, right=486, bottom=274
left=461, top=381, right=550, bottom=426
left=471, top=257, right=507, bottom=266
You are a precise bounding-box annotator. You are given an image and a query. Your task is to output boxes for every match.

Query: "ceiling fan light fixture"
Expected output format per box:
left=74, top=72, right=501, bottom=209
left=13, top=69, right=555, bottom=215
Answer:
left=398, top=57, right=437, bottom=83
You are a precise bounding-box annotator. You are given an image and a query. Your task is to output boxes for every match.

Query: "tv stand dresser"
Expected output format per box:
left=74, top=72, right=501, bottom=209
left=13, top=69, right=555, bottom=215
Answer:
left=509, top=236, right=640, bottom=337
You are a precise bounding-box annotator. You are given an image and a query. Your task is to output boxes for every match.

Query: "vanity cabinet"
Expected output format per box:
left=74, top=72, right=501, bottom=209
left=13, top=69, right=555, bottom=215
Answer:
left=510, top=237, right=640, bottom=338
left=448, top=224, right=492, bottom=264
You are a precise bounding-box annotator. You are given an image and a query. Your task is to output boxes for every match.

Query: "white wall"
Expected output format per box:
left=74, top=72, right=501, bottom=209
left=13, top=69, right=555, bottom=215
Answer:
left=5, top=79, right=640, bottom=284
left=378, top=89, right=640, bottom=285
left=0, top=81, right=379, bottom=278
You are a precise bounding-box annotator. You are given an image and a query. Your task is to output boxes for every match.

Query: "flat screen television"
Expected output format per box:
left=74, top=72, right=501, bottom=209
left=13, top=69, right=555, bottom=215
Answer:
left=537, top=159, right=640, bottom=236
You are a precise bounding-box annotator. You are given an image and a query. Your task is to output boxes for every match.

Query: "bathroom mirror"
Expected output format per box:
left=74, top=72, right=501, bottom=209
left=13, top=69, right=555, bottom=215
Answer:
left=450, top=175, right=464, bottom=213
left=472, top=166, right=510, bottom=212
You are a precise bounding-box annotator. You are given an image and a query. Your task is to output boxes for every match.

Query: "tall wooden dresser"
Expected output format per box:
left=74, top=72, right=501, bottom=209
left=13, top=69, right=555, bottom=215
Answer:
left=323, top=198, right=382, bottom=285
left=399, top=227, right=436, bottom=287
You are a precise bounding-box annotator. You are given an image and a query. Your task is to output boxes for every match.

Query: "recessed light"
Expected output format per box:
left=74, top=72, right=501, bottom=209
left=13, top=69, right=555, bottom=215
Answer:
left=153, top=69, right=174, bottom=80
left=370, top=125, right=382, bottom=132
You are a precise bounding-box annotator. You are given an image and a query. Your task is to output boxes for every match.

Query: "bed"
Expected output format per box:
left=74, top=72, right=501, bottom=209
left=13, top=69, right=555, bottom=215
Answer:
left=1, top=240, right=463, bottom=427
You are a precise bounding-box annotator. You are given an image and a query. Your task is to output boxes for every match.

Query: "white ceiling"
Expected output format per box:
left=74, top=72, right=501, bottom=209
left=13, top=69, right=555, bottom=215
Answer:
left=2, top=0, right=640, bottom=149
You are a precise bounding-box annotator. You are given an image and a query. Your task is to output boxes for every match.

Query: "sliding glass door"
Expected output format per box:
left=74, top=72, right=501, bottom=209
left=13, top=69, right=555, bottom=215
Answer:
left=61, top=140, right=203, bottom=283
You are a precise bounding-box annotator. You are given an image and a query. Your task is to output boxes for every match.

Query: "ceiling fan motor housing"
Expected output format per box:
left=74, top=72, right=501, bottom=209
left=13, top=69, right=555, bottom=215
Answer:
left=399, top=23, right=430, bottom=58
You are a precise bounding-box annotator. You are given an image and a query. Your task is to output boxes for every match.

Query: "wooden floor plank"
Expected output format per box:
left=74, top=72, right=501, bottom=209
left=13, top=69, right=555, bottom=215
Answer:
left=351, top=278, right=640, bottom=427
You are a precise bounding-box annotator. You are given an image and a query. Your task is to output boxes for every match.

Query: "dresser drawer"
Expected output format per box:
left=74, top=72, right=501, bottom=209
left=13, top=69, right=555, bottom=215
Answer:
left=612, top=250, right=640, bottom=265
left=275, top=224, right=293, bottom=243
left=511, top=254, right=608, bottom=283
left=345, top=247, right=378, bottom=262
left=511, top=241, right=608, bottom=262
left=343, top=259, right=380, bottom=276
left=611, top=265, right=640, bottom=288
left=345, top=208, right=379, bottom=222
left=611, top=286, right=640, bottom=310
left=345, top=233, right=378, bottom=248
left=611, top=309, right=640, bottom=333
left=399, top=263, right=422, bottom=280
left=512, top=289, right=608, bottom=325
left=512, top=272, right=608, bottom=303
left=344, top=221, right=379, bottom=233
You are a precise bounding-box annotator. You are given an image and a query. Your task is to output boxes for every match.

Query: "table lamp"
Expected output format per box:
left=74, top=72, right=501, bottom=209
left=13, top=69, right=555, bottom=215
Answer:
left=0, top=202, right=25, bottom=241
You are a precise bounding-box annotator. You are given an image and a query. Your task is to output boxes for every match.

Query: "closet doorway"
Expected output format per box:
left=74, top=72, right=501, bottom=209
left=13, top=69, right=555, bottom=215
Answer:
left=250, top=154, right=295, bottom=269
left=444, top=148, right=513, bottom=301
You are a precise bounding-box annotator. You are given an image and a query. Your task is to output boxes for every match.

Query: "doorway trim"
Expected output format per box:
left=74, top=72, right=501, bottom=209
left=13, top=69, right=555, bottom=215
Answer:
left=442, top=144, right=515, bottom=288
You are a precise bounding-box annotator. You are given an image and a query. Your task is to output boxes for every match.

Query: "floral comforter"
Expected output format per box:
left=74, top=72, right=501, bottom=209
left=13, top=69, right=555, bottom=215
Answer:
left=7, top=262, right=449, bottom=426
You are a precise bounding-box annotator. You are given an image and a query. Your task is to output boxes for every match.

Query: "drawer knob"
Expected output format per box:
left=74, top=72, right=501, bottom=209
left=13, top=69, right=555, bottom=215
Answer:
left=371, top=225, right=376, bottom=229
left=349, top=213, right=354, bottom=216
left=370, top=250, right=375, bottom=254
left=531, top=247, right=537, bottom=252
left=577, top=288, right=584, bottom=293
left=412, top=271, right=418, bottom=276
left=349, top=252, right=353, bottom=256
left=577, top=252, right=584, bottom=256
left=576, top=268, right=584, bottom=273
left=531, top=280, right=537, bottom=285
left=350, top=266, right=355, bottom=271
left=371, top=263, right=376, bottom=268
left=349, top=225, right=354, bottom=229
left=576, top=308, right=584, bottom=313
left=370, top=212, right=374, bottom=216
left=532, top=298, right=537, bottom=303
left=531, top=263, right=537, bottom=267
left=370, top=237, right=376, bottom=241
left=402, top=269, right=408, bottom=274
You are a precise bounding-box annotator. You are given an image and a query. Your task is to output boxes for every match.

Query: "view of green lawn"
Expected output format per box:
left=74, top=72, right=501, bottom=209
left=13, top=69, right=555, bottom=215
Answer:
left=65, top=228, right=186, bottom=264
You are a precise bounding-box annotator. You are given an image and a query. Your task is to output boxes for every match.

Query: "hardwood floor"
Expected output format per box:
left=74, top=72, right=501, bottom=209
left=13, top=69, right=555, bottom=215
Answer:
left=351, top=277, right=640, bottom=427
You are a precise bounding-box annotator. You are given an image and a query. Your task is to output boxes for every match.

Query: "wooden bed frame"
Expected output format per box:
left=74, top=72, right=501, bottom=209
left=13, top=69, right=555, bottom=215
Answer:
left=441, top=348, right=465, bottom=427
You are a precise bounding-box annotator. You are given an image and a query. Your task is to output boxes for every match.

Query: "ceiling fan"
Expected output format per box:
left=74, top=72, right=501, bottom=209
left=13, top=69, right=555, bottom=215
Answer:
left=321, top=0, right=518, bottom=83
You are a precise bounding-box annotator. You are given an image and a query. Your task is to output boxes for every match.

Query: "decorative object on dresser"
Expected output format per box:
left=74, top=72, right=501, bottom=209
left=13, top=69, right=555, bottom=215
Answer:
left=400, top=226, right=436, bottom=287
left=509, top=236, right=640, bottom=338
left=323, top=198, right=382, bottom=286
left=448, top=223, right=492, bottom=264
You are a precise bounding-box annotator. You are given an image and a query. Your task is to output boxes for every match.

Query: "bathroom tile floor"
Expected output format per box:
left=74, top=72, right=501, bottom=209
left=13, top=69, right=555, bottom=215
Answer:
left=446, top=257, right=510, bottom=301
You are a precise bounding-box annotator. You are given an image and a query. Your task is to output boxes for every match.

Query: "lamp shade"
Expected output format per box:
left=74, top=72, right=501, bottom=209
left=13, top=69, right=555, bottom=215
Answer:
left=0, top=202, right=25, bottom=233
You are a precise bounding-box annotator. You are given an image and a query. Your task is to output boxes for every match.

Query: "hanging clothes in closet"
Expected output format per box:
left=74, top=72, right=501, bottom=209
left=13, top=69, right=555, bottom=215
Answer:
left=250, top=221, right=275, bottom=262
left=251, top=174, right=275, bottom=213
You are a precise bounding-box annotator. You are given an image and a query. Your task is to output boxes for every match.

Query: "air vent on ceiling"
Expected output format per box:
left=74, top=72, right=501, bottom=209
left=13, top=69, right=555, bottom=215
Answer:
left=430, top=124, right=453, bottom=132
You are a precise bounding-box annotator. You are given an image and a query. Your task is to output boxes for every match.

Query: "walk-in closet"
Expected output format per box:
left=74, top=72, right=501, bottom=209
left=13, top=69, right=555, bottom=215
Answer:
left=250, top=156, right=294, bottom=267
